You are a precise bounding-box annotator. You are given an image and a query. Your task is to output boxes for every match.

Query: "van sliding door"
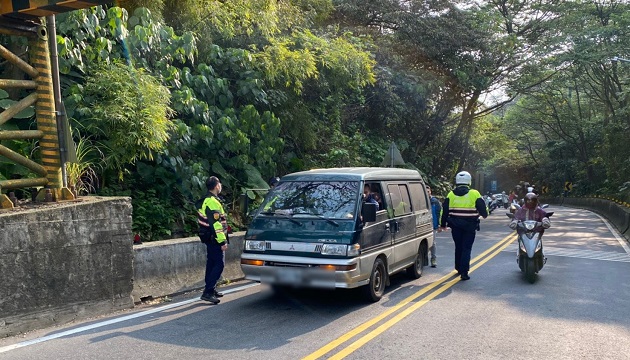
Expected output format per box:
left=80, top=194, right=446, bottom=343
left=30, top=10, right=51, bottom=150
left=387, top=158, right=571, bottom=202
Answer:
left=385, top=183, right=416, bottom=270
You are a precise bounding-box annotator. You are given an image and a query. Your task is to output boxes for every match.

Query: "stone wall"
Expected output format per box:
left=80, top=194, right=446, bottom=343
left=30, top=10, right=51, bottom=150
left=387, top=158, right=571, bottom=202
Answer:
left=0, top=197, right=134, bottom=338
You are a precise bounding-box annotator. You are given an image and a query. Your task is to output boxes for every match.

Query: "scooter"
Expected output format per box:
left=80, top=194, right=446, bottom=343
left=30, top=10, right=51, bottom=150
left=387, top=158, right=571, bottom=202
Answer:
left=488, top=198, right=499, bottom=214
left=506, top=205, right=553, bottom=283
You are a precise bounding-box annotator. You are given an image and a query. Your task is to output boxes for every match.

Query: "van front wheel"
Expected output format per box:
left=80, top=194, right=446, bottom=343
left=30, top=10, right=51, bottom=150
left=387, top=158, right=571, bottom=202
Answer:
left=364, top=258, right=386, bottom=302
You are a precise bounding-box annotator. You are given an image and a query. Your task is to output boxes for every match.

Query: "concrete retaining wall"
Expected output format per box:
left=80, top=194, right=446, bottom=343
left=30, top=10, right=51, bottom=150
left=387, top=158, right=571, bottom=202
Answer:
left=0, top=197, right=134, bottom=338
left=547, top=197, right=630, bottom=240
left=132, top=233, right=245, bottom=302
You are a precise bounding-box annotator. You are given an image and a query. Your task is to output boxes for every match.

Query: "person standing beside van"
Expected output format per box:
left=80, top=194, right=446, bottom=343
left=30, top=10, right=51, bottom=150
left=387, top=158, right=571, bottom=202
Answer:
left=196, top=176, right=229, bottom=304
left=426, top=185, right=441, bottom=268
left=440, top=171, right=488, bottom=280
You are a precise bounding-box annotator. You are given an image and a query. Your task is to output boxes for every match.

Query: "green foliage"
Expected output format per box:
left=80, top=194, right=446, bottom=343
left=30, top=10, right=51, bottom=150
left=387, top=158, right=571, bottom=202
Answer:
left=66, top=61, right=173, bottom=177
left=65, top=137, right=102, bottom=195
left=117, top=0, right=165, bottom=18
left=100, top=184, right=179, bottom=241
left=34, top=0, right=627, bottom=242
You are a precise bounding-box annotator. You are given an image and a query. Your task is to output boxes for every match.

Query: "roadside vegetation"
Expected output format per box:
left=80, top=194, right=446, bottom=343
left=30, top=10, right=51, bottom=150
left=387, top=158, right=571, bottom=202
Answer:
left=1, top=0, right=628, bottom=240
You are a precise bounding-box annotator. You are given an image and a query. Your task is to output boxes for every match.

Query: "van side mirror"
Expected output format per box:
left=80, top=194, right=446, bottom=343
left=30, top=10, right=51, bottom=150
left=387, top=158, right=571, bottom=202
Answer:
left=239, top=193, right=250, bottom=218
left=362, top=202, right=377, bottom=222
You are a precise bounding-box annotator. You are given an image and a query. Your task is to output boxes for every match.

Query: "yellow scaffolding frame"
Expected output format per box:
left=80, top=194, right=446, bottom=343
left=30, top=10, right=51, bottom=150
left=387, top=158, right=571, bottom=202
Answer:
left=0, top=1, right=108, bottom=208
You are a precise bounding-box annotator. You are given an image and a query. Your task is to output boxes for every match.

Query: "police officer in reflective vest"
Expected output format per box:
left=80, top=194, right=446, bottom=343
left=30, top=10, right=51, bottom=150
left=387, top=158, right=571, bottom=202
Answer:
left=196, top=176, right=229, bottom=304
left=440, top=171, right=488, bottom=280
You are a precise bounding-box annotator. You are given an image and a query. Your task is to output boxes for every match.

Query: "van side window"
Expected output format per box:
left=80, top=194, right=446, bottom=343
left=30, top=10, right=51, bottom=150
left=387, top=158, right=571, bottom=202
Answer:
left=364, top=182, right=384, bottom=211
left=399, top=184, right=412, bottom=213
left=386, top=184, right=411, bottom=217
left=409, top=182, right=428, bottom=211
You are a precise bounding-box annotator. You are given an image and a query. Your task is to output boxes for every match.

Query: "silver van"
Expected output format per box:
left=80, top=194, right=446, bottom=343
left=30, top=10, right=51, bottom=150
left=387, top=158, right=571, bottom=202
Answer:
left=240, top=167, right=434, bottom=301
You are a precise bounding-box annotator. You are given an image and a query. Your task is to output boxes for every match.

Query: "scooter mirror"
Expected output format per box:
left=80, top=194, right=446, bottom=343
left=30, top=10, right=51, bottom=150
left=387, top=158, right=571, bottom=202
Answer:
left=541, top=204, right=549, bottom=209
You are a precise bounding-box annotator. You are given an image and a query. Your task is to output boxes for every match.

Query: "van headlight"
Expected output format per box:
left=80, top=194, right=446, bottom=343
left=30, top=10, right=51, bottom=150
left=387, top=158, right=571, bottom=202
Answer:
left=321, top=244, right=347, bottom=256
left=245, top=240, right=266, bottom=251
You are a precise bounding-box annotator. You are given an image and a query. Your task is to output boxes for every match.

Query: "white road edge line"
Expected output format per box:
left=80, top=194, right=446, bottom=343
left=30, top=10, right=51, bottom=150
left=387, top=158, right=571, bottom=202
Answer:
left=593, top=212, right=630, bottom=255
left=0, top=282, right=260, bottom=354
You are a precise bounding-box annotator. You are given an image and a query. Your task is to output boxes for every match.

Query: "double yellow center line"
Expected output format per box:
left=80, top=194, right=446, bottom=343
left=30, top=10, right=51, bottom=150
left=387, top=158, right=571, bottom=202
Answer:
left=302, top=232, right=517, bottom=360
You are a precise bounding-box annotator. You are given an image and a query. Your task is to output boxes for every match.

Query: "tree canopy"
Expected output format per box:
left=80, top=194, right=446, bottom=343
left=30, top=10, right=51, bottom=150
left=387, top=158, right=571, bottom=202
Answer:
left=1, top=0, right=628, bottom=240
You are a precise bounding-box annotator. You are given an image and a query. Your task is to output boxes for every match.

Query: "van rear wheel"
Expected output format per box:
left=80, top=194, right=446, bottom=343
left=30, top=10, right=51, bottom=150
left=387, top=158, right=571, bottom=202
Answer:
left=364, top=258, right=386, bottom=302
left=407, top=241, right=427, bottom=279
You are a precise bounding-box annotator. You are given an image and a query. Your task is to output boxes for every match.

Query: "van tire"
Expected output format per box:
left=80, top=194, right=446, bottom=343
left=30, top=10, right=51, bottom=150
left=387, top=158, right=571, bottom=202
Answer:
left=407, top=241, right=427, bottom=279
left=364, top=258, right=386, bottom=302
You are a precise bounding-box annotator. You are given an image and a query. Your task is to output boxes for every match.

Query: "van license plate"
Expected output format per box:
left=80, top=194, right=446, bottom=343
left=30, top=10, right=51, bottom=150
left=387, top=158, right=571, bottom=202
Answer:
left=276, top=268, right=302, bottom=285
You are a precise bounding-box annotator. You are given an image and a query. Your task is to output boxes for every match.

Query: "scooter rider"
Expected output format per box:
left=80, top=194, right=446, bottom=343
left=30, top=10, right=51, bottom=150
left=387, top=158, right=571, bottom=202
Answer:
left=509, top=193, right=550, bottom=228
left=509, top=193, right=550, bottom=257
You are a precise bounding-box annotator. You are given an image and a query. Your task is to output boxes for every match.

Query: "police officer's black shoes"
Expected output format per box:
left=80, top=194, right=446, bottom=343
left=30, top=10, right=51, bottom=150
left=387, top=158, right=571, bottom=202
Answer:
left=201, top=293, right=220, bottom=304
left=460, top=273, right=470, bottom=281
left=214, top=290, right=224, bottom=298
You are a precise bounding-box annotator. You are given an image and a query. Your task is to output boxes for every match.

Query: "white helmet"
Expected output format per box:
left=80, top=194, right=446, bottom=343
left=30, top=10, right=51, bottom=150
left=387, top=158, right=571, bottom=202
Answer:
left=455, top=171, right=472, bottom=186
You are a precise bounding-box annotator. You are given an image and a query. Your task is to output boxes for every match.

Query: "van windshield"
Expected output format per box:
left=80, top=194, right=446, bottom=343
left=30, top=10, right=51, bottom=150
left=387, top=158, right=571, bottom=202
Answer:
left=258, top=181, right=359, bottom=220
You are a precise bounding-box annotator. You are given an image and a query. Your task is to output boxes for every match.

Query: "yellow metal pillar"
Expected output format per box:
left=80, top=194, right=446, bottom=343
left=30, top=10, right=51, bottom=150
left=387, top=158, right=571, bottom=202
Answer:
left=27, top=24, right=72, bottom=201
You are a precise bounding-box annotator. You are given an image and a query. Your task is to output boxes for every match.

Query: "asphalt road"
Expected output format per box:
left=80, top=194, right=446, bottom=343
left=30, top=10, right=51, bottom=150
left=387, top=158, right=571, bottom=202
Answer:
left=2, top=205, right=629, bottom=360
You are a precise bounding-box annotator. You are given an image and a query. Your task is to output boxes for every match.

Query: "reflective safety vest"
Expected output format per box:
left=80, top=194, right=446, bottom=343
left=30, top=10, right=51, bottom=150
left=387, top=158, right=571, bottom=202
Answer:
left=446, top=189, right=482, bottom=218
left=197, top=194, right=227, bottom=244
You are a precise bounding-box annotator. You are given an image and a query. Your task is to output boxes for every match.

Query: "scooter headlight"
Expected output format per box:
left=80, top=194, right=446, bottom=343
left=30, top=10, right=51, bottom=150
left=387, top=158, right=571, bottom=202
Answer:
left=519, top=241, right=527, bottom=252
left=535, top=241, right=542, bottom=252
left=524, top=222, right=536, bottom=231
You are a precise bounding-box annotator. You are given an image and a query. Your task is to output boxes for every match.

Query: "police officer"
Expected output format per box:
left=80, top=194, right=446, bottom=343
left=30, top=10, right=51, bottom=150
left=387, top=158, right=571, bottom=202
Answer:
left=196, top=176, right=229, bottom=304
left=440, top=171, right=488, bottom=280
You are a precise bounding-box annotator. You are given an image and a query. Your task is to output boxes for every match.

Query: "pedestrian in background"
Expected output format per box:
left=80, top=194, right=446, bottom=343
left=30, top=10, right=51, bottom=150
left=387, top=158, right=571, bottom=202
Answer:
left=426, top=185, right=442, bottom=268
left=196, top=176, right=229, bottom=304
left=440, top=171, right=488, bottom=280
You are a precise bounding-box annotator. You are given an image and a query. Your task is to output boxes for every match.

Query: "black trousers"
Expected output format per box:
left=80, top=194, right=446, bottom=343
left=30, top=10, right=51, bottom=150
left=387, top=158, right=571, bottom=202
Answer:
left=451, top=226, right=476, bottom=274
left=204, top=243, right=224, bottom=294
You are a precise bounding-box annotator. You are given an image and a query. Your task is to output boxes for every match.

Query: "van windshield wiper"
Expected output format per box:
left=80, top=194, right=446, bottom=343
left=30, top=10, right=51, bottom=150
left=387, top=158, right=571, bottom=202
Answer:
left=259, top=211, right=303, bottom=226
left=293, top=211, right=340, bottom=227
